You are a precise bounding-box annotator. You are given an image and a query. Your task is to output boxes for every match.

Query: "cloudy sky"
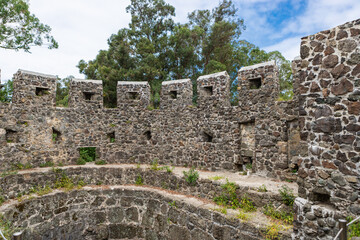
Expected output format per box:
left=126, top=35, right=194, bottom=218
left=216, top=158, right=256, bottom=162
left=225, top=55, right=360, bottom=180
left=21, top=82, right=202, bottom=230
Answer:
left=1, top=0, right=360, bottom=81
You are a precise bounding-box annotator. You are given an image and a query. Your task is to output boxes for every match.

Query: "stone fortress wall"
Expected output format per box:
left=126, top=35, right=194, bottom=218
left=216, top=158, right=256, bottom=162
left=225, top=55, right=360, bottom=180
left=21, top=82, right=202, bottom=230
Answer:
left=0, top=18, right=358, bottom=240
left=0, top=61, right=300, bottom=181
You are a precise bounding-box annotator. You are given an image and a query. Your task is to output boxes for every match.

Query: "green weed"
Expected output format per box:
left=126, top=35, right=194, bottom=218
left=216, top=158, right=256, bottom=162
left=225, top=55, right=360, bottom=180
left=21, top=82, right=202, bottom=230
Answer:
left=279, top=185, right=295, bottom=207
left=135, top=174, right=143, bottom=185
left=183, top=167, right=199, bottom=186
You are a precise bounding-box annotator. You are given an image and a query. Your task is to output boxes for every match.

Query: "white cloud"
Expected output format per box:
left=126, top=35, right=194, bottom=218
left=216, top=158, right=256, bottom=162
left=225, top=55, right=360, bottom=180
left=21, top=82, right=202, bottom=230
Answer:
left=263, top=36, right=301, bottom=60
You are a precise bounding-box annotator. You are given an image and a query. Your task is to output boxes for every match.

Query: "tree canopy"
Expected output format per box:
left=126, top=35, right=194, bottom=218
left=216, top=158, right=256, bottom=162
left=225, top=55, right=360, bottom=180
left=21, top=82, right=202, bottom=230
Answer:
left=0, top=0, right=58, bottom=52
left=78, top=0, right=293, bottom=107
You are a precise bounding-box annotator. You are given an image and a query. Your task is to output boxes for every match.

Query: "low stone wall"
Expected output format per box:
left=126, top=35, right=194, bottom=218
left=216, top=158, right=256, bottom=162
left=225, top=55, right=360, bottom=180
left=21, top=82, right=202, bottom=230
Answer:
left=0, top=186, right=291, bottom=240
left=0, top=165, right=287, bottom=209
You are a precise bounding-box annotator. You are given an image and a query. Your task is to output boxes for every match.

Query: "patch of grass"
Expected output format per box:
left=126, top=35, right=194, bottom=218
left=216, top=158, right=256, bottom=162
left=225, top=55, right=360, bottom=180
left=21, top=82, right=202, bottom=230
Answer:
left=110, top=137, right=115, bottom=143
left=31, top=185, right=53, bottom=196
left=12, top=162, right=32, bottom=170
left=183, top=167, right=199, bottom=186
left=40, top=161, right=54, bottom=168
left=213, top=207, right=227, bottom=215
left=265, top=223, right=281, bottom=240
left=239, top=194, right=256, bottom=212
left=348, top=216, right=360, bottom=238
left=0, top=214, right=18, bottom=239
left=0, top=171, right=18, bottom=177
left=136, top=163, right=141, bottom=169
left=161, top=165, right=174, bottom=173
left=109, top=123, right=116, bottom=127
left=95, top=160, right=106, bottom=165
left=76, top=158, right=86, bottom=165
left=213, top=179, right=239, bottom=209
left=237, top=210, right=251, bottom=221
left=245, top=163, right=252, bottom=170
left=263, top=204, right=293, bottom=224
left=279, top=185, right=295, bottom=207
left=150, top=159, right=160, bottom=171
left=258, top=184, right=267, bottom=192
left=168, top=201, right=177, bottom=207
left=135, top=174, right=143, bottom=185
left=209, top=176, right=224, bottom=181
left=147, top=105, right=155, bottom=111
left=54, top=173, right=75, bottom=190
left=52, top=133, right=58, bottom=142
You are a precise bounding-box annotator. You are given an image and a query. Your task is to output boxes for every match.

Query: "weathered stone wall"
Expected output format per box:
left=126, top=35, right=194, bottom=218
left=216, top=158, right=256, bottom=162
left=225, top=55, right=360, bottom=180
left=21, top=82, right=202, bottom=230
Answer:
left=0, top=186, right=276, bottom=240
left=294, top=19, right=360, bottom=239
left=0, top=65, right=296, bottom=180
left=0, top=166, right=286, bottom=208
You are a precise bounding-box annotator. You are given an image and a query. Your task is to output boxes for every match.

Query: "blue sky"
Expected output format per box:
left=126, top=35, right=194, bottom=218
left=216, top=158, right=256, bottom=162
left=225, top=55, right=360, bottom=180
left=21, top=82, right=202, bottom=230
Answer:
left=0, top=0, right=359, bottom=81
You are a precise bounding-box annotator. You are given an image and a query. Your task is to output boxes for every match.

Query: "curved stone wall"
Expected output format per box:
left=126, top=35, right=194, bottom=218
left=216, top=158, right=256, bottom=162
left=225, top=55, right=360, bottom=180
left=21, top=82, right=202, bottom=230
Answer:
left=0, top=186, right=287, bottom=240
left=0, top=165, right=292, bottom=209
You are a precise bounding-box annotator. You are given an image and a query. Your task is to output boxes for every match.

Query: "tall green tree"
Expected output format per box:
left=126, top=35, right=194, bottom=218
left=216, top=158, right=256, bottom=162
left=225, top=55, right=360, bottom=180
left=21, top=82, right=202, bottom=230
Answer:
left=0, top=0, right=58, bottom=52
left=0, top=79, right=13, bottom=102
left=79, top=0, right=293, bottom=107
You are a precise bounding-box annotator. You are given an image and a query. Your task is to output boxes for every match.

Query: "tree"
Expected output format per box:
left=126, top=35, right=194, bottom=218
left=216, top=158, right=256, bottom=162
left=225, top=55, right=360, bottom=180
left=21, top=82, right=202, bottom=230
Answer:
left=0, top=79, right=13, bottom=102
left=0, top=0, right=58, bottom=52
left=79, top=0, right=293, bottom=107
left=56, top=76, right=72, bottom=107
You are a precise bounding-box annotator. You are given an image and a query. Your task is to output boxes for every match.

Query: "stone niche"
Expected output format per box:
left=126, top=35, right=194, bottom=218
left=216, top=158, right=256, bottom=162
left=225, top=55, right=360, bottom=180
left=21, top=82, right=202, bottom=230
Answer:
left=68, top=79, right=103, bottom=109
left=117, top=81, right=150, bottom=110
left=160, top=79, right=192, bottom=109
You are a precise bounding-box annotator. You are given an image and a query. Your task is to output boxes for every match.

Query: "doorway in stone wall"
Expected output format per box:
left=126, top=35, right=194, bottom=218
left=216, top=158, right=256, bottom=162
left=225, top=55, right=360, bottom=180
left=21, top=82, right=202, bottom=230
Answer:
left=237, top=121, right=255, bottom=173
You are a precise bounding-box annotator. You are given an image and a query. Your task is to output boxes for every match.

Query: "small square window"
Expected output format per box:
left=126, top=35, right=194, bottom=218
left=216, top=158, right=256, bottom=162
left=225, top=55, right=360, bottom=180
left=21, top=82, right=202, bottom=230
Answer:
left=36, top=87, right=50, bottom=96
left=170, top=91, right=177, bottom=99
left=83, top=92, right=95, bottom=100
left=249, top=78, right=262, bottom=89
left=203, top=86, right=213, bottom=96
left=201, top=131, right=213, bottom=142
left=128, top=92, right=140, bottom=100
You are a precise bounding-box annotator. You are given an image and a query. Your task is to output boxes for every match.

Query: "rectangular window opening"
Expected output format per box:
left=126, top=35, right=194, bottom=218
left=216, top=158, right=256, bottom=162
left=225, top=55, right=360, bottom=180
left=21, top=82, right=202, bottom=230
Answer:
left=35, top=87, right=50, bottom=96
left=108, top=131, right=115, bottom=143
left=5, top=129, right=18, bottom=143
left=52, top=127, right=61, bottom=143
left=249, top=77, right=262, bottom=89
left=83, top=92, right=95, bottom=101
left=312, top=192, right=331, bottom=204
left=170, top=91, right=178, bottom=99
left=144, top=130, right=152, bottom=140
left=203, top=86, right=213, bottom=96
left=127, top=92, right=140, bottom=100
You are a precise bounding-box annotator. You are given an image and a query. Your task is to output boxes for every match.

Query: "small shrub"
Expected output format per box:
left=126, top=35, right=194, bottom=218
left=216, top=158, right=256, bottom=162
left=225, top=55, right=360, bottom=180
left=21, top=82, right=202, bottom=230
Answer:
left=150, top=159, right=160, bottom=171
left=135, top=174, right=143, bottom=185
left=55, top=173, right=74, bottom=190
left=76, top=158, right=86, bottom=165
left=279, top=185, right=295, bottom=207
left=110, top=137, right=115, bottom=143
left=146, top=105, right=155, bottom=111
left=162, top=166, right=174, bottom=173
left=348, top=216, right=360, bottom=238
left=183, top=167, right=199, bottom=186
left=240, top=194, right=256, bottom=212
left=0, top=171, right=17, bottom=177
left=263, top=204, right=293, bottom=224
left=237, top=210, right=251, bottom=221
left=95, top=160, right=106, bottom=165
left=213, top=179, right=239, bottom=208
left=213, top=207, right=227, bottom=215
left=258, top=184, right=267, bottom=192
left=168, top=201, right=176, bottom=207
left=245, top=163, right=252, bottom=170
left=12, top=162, right=32, bottom=170
left=265, top=223, right=280, bottom=240
left=136, top=163, right=141, bottom=169
left=0, top=214, right=18, bottom=239
left=40, top=161, right=54, bottom=168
